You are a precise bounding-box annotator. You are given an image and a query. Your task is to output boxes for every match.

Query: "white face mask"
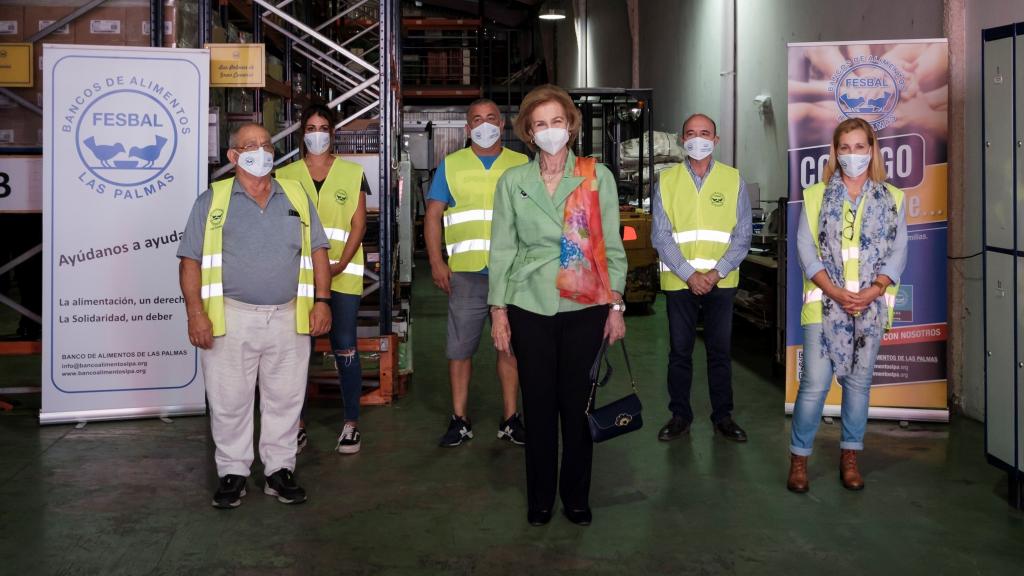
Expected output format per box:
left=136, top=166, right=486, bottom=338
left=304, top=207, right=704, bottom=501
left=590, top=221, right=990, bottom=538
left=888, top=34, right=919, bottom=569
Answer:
left=470, top=122, right=501, bottom=149
left=533, top=127, right=570, bottom=155
left=304, top=131, right=331, bottom=155
left=684, top=137, right=715, bottom=161
left=838, top=153, right=871, bottom=178
left=236, top=149, right=274, bottom=178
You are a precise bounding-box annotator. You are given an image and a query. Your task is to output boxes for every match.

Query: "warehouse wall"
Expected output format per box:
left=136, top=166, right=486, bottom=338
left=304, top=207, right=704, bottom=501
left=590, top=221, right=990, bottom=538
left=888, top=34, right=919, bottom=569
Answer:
left=551, top=0, right=631, bottom=89
left=960, top=0, right=1024, bottom=420
left=638, top=0, right=730, bottom=157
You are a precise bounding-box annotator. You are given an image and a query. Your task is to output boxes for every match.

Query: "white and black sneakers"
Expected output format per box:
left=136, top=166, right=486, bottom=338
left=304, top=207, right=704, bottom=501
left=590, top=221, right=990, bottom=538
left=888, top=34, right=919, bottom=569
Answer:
left=497, top=412, right=527, bottom=446
left=439, top=415, right=474, bottom=447
left=264, top=469, right=307, bottom=505
left=211, top=474, right=247, bottom=509
left=336, top=423, right=362, bottom=454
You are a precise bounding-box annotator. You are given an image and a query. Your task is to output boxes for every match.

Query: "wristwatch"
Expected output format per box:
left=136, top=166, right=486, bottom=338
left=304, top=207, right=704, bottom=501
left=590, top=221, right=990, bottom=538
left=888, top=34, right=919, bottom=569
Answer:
left=610, top=300, right=626, bottom=313
left=314, top=297, right=331, bottom=305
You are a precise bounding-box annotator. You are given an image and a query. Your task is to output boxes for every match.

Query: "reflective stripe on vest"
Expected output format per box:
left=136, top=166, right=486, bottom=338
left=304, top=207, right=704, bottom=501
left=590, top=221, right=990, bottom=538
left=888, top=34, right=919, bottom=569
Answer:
left=201, top=177, right=315, bottom=336
left=277, top=157, right=365, bottom=295
left=658, top=161, right=741, bottom=291
left=799, top=182, right=904, bottom=328
left=442, top=147, right=529, bottom=272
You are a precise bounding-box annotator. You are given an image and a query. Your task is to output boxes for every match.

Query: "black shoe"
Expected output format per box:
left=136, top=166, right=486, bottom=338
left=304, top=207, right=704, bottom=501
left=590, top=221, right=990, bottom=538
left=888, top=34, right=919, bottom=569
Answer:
left=657, top=415, right=691, bottom=441
left=296, top=427, right=308, bottom=454
left=714, top=417, right=748, bottom=442
left=497, top=412, right=526, bottom=445
left=439, top=415, right=474, bottom=447
left=563, top=507, right=592, bottom=526
left=264, top=469, right=307, bottom=504
left=527, top=508, right=552, bottom=526
left=211, top=474, right=247, bottom=509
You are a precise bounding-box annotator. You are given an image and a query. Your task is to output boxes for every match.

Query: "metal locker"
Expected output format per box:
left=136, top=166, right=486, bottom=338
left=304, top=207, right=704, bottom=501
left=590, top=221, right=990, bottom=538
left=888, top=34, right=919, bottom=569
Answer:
left=984, top=36, right=1015, bottom=251
left=987, top=252, right=1015, bottom=467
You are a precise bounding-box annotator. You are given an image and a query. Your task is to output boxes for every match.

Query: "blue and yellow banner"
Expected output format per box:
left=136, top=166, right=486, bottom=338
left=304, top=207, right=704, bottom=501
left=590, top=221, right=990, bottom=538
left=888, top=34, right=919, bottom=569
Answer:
left=785, top=39, right=949, bottom=421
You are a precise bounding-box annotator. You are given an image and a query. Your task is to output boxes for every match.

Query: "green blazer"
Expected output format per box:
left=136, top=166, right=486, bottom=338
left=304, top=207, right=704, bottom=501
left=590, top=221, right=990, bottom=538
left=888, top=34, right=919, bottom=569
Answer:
left=488, top=150, right=627, bottom=317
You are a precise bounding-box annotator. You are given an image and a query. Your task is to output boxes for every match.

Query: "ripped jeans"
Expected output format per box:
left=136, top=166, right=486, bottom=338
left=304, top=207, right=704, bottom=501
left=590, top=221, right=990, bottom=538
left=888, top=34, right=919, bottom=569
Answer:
left=329, top=291, right=363, bottom=422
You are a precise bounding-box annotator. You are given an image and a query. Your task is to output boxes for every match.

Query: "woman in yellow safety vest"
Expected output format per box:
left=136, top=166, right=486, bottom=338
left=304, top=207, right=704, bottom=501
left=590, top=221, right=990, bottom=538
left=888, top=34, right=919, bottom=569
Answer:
left=787, top=117, right=908, bottom=494
left=277, top=104, right=368, bottom=455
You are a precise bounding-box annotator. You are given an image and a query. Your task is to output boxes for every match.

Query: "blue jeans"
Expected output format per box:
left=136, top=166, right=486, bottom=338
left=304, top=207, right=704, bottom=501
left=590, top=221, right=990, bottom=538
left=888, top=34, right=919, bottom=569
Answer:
left=790, top=323, right=880, bottom=455
left=329, top=291, right=362, bottom=422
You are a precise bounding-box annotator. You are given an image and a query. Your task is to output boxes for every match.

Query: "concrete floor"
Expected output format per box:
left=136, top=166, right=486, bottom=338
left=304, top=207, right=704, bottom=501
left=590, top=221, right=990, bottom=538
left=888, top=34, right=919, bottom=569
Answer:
left=1, top=262, right=1023, bottom=575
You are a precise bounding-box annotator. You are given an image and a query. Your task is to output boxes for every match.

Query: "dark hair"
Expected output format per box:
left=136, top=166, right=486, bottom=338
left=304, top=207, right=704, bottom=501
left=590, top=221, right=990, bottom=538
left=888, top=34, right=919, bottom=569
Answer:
left=299, top=103, right=337, bottom=155
left=466, top=98, right=500, bottom=121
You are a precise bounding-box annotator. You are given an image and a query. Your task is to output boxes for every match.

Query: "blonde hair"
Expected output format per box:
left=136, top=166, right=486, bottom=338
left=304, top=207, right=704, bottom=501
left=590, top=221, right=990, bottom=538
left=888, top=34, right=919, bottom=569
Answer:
left=822, top=118, right=887, bottom=183
left=513, top=84, right=581, bottom=152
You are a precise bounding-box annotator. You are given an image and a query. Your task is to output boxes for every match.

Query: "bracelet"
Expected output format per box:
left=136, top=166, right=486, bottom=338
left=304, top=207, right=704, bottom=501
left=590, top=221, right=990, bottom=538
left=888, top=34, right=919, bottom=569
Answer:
left=314, top=297, right=331, bottom=304
left=871, top=281, right=886, bottom=293
left=610, top=300, right=626, bottom=313
left=491, top=305, right=507, bottom=312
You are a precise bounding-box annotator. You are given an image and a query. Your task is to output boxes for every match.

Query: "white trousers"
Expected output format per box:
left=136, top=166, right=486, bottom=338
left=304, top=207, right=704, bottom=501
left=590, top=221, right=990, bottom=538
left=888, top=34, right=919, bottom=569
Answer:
left=202, top=298, right=309, bottom=478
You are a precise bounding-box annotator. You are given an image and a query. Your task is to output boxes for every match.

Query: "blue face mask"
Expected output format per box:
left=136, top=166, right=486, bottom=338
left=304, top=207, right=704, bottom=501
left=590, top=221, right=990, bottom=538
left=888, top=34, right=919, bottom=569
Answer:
left=837, top=153, right=871, bottom=178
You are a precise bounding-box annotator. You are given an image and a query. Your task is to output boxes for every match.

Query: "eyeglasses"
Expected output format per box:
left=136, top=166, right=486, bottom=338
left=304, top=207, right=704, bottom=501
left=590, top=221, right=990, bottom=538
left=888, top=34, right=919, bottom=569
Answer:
left=235, top=143, right=275, bottom=153
left=843, top=208, right=855, bottom=240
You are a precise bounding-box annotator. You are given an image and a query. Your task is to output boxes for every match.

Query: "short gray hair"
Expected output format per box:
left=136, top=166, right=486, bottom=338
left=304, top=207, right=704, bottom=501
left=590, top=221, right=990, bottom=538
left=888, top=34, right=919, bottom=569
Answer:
left=228, top=122, right=270, bottom=148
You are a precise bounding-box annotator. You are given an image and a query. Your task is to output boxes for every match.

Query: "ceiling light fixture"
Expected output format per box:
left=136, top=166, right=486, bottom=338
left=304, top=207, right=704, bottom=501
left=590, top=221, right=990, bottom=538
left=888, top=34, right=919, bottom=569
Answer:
left=538, top=8, right=566, bottom=20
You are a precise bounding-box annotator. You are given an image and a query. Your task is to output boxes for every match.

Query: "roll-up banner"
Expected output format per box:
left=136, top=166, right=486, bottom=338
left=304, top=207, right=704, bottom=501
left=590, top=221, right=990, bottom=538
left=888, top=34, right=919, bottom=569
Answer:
left=42, top=45, right=209, bottom=424
left=786, top=39, right=949, bottom=422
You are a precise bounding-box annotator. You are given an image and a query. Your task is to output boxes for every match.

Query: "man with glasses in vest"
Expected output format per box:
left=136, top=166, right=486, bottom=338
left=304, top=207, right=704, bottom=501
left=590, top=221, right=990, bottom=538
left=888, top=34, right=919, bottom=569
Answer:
left=177, top=123, right=332, bottom=508
left=425, top=99, right=529, bottom=447
left=652, top=113, right=752, bottom=443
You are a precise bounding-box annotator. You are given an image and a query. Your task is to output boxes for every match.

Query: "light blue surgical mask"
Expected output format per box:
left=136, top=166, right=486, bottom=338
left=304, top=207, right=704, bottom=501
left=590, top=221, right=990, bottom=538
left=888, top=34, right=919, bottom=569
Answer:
left=838, top=153, right=871, bottom=178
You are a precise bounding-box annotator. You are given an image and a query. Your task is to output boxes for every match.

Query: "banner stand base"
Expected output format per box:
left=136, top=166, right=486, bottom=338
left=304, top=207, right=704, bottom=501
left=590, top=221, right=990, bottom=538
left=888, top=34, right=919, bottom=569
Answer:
left=784, top=403, right=950, bottom=423
left=39, top=404, right=207, bottom=426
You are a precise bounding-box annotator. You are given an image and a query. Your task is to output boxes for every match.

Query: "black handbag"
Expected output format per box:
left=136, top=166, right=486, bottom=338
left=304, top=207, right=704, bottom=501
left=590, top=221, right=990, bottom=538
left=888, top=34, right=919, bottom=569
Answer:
left=586, top=338, right=642, bottom=443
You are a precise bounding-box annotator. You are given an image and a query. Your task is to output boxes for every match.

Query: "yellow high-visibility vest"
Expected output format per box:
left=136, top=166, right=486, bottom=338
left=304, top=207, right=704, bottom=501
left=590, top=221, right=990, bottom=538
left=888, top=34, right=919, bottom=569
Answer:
left=201, top=177, right=315, bottom=336
left=442, top=147, right=528, bottom=272
left=659, top=161, right=741, bottom=291
left=277, top=157, right=365, bottom=295
left=799, top=181, right=903, bottom=327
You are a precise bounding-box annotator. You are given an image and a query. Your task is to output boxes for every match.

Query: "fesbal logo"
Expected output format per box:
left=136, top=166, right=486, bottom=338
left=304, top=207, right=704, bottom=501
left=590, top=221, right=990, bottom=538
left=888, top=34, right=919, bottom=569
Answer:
left=61, top=73, right=194, bottom=200
left=827, top=55, right=905, bottom=131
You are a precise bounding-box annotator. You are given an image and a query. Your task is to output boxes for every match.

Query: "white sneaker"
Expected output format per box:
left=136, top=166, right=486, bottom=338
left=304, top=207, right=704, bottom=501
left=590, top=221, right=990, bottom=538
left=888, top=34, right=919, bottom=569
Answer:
left=336, top=423, right=361, bottom=454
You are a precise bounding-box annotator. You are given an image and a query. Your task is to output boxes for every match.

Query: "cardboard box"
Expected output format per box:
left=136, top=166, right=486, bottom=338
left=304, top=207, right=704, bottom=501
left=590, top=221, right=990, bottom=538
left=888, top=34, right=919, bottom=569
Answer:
left=0, top=108, right=42, bottom=147
left=0, top=6, right=24, bottom=42
left=125, top=5, right=175, bottom=47
left=24, top=6, right=76, bottom=44
left=75, top=7, right=125, bottom=45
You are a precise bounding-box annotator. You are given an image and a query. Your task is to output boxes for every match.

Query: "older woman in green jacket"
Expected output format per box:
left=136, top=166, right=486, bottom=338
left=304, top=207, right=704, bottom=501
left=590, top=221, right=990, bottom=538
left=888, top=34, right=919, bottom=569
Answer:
left=488, top=84, right=627, bottom=527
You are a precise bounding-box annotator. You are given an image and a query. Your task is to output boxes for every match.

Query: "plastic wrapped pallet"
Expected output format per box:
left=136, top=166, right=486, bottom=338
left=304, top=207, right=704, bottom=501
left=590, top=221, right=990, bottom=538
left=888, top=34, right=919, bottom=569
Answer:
left=619, top=131, right=685, bottom=168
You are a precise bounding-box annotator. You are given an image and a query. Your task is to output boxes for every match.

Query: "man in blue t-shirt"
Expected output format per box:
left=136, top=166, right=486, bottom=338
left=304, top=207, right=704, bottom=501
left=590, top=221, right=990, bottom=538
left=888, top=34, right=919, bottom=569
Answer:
left=424, top=98, right=529, bottom=448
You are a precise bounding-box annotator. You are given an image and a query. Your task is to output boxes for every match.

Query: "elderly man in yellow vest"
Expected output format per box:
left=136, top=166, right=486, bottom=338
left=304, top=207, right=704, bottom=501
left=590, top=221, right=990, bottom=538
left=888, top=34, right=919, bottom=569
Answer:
left=652, top=114, right=752, bottom=443
left=424, top=99, right=529, bottom=447
left=177, top=123, right=332, bottom=509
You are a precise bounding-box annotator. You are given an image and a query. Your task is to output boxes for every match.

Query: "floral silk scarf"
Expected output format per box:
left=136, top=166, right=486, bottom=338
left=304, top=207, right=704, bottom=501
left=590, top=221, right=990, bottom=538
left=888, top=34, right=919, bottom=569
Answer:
left=556, top=156, right=612, bottom=305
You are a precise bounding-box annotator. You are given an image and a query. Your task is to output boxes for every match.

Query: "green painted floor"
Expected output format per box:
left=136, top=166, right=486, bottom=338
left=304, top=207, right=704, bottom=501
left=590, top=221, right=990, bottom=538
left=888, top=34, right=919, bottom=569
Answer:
left=1, top=262, right=1023, bottom=575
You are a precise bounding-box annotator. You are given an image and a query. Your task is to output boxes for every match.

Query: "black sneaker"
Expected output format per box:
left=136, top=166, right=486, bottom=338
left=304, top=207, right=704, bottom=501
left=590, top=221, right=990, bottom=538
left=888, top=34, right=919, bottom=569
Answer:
left=439, top=415, right=473, bottom=447
left=264, top=469, right=307, bottom=504
left=296, top=427, right=308, bottom=454
left=211, top=474, right=247, bottom=509
left=336, top=423, right=361, bottom=454
left=497, top=412, right=526, bottom=445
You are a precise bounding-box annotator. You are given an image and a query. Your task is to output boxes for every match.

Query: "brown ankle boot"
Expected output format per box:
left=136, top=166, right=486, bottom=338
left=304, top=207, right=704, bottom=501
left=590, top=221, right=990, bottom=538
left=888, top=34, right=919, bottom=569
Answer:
left=787, top=454, right=809, bottom=493
left=840, top=449, right=865, bottom=490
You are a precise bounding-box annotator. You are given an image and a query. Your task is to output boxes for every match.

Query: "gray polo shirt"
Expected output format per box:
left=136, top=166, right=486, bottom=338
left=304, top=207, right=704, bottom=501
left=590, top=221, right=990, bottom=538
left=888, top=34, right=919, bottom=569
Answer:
left=177, top=179, right=330, bottom=305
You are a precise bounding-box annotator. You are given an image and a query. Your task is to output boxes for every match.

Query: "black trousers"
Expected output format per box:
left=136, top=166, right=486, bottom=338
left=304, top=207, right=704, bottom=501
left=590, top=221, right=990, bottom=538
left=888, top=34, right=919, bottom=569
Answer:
left=665, top=287, right=736, bottom=424
left=508, top=304, right=606, bottom=512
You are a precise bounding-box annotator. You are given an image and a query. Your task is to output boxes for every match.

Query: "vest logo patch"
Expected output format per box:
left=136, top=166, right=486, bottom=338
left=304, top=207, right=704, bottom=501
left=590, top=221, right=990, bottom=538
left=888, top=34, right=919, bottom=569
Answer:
left=334, top=189, right=348, bottom=205
left=711, top=191, right=725, bottom=207
left=209, top=208, right=224, bottom=228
